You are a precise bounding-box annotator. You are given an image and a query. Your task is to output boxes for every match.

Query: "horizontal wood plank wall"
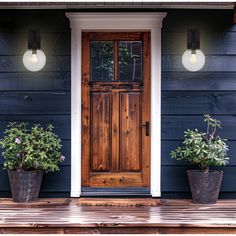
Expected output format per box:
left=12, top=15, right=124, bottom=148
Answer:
left=0, top=10, right=71, bottom=197
left=161, top=9, right=236, bottom=198
left=0, top=9, right=236, bottom=198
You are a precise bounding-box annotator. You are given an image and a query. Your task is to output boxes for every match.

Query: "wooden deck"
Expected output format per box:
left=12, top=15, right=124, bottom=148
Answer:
left=1, top=198, right=236, bottom=234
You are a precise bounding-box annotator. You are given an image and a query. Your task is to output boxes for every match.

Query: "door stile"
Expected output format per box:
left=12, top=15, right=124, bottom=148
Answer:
left=142, top=32, right=151, bottom=187
left=81, top=32, right=91, bottom=186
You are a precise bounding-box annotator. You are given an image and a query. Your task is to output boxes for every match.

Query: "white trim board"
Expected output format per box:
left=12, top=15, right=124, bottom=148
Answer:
left=66, top=12, right=167, bottom=198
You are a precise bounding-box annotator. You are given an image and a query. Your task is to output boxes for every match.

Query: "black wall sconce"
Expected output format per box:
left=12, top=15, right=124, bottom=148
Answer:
left=23, top=30, right=46, bottom=72
left=182, top=29, right=205, bottom=72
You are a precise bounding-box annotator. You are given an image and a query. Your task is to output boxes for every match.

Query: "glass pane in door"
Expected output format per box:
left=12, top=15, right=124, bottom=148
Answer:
left=91, top=41, right=114, bottom=81
left=118, top=41, right=143, bottom=81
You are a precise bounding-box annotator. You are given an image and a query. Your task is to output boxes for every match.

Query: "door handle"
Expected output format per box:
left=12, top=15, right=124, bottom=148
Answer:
left=141, top=121, right=150, bottom=136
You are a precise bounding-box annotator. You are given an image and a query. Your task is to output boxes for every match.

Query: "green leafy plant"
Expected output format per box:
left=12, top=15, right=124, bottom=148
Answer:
left=170, top=114, right=229, bottom=171
left=0, top=122, right=65, bottom=172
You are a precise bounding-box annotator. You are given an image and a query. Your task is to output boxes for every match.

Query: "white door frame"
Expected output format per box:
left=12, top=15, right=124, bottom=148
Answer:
left=66, top=12, right=167, bottom=197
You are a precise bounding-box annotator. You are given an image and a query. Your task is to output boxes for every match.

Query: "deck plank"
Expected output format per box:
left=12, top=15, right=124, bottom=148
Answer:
left=1, top=199, right=236, bottom=233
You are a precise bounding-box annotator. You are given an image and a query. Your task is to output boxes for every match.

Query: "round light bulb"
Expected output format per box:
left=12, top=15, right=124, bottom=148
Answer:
left=30, top=53, right=38, bottom=63
left=182, top=49, right=205, bottom=72
left=190, top=53, right=197, bottom=64
left=23, top=49, right=46, bottom=72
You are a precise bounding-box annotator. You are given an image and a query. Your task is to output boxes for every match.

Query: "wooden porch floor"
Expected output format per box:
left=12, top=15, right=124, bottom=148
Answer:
left=1, top=198, right=236, bottom=234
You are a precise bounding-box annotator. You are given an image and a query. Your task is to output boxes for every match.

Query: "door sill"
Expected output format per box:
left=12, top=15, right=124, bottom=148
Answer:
left=81, top=187, right=151, bottom=197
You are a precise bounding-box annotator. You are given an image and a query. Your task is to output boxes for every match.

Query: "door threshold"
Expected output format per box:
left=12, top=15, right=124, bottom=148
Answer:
left=81, top=187, right=151, bottom=197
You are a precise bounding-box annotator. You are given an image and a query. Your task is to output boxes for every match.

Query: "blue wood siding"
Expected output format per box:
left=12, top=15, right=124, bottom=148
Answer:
left=161, top=9, right=236, bottom=198
left=0, top=9, right=235, bottom=198
left=0, top=10, right=71, bottom=197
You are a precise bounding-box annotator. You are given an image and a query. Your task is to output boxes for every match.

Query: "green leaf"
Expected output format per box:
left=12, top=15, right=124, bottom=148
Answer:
left=0, top=122, right=64, bottom=172
left=169, top=114, right=228, bottom=168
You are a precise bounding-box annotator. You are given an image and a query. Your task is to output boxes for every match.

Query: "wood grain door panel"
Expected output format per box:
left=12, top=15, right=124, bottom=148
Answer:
left=82, top=32, right=151, bottom=190
left=120, top=92, right=141, bottom=172
left=90, top=173, right=143, bottom=187
left=91, top=92, right=111, bottom=172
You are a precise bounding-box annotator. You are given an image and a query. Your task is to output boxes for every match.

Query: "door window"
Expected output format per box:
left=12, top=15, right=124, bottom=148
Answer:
left=91, top=40, right=143, bottom=82
left=91, top=41, right=114, bottom=81
left=119, top=41, right=143, bottom=81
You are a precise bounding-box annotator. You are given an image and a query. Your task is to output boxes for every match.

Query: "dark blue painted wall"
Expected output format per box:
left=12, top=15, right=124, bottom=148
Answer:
left=0, top=9, right=235, bottom=198
left=0, top=10, right=71, bottom=197
left=161, top=9, right=236, bottom=198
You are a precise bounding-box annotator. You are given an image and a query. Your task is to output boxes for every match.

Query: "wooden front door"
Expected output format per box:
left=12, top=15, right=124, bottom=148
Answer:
left=82, top=32, right=150, bottom=190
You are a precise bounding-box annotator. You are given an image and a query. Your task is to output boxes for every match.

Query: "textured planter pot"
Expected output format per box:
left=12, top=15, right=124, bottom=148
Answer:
left=8, top=170, right=44, bottom=202
left=187, top=170, right=223, bottom=204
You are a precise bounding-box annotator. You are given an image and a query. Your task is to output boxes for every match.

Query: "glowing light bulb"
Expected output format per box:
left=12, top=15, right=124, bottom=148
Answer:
left=182, top=49, right=205, bottom=72
left=23, top=49, right=46, bottom=72
left=190, top=53, right=197, bottom=64
left=30, top=53, right=38, bottom=63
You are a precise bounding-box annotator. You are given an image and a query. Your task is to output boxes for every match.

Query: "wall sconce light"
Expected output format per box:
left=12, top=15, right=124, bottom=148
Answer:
left=182, top=29, right=205, bottom=72
left=23, top=30, right=46, bottom=72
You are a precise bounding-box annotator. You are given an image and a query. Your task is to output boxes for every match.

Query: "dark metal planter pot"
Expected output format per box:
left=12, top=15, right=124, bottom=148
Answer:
left=8, top=170, right=44, bottom=202
left=187, top=170, right=223, bottom=204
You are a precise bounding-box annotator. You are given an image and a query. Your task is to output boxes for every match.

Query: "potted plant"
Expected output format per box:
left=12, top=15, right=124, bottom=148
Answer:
left=170, top=114, right=229, bottom=204
left=0, top=122, right=65, bottom=202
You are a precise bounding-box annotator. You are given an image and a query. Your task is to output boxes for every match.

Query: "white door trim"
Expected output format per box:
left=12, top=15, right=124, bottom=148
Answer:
left=66, top=12, right=167, bottom=197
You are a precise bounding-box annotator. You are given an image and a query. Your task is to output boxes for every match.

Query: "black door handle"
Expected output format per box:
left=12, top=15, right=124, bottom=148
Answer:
left=141, top=121, right=150, bottom=136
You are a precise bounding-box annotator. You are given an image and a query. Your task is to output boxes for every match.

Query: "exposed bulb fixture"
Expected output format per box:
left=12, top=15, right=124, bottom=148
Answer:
left=23, top=30, right=46, bottom=72
left=190, top=52, right=197, bottom=64
left=182, top=29, right=205, bottom=72
left=30, top=52, right=38, bottom=63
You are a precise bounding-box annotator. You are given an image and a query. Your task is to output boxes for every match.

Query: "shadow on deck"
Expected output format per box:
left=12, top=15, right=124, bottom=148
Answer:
left=0, top=198, right=236, bottom=234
